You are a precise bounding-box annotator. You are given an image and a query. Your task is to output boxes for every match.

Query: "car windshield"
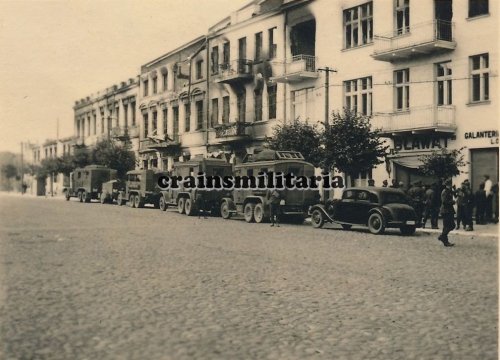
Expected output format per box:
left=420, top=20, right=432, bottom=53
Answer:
left=381, top=192, right=409, bottom=205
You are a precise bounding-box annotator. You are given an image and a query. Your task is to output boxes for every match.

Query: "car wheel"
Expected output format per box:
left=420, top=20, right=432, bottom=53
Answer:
left=254, top=203, right=265, bottom=223
left=311, top=209, right=325, bottom=228
left=368, top=213, right=385, bottom=235
left=177, top=197, right=185, bottom=214
left=129, top=194, right=135, bottom=208
left=244, top=203, right=256, bottom=223
left=220, top=201, right=231, bottom=219
left=184, top=198, right=195, bottom=216
left=159, top=196, right=167, bottom=211
left=400, top=225, right=416, bottom=236
left=117, top=192, right=124, bottom=206
left=341, top=224, right=352, bottom=230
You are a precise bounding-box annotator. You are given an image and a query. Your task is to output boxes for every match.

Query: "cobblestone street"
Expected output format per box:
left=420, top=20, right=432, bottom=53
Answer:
left=0, top=194, right=497, bottom=359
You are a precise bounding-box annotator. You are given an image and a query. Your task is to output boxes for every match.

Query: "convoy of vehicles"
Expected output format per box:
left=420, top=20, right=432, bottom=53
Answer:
left=65, top=165, right=117, bottom=203
left=64, top=154, right=422, bottom=236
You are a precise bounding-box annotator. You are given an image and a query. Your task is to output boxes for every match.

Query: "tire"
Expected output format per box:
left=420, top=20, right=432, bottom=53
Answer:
left=184, top=198, right=196, bottom=216
left=400, top=225, right=416, bottom=236
left=130, top=194, right=136, bottom=208
left=244, top=203, right=256, bottom=223
left=100, top=193, right=107, bottom=204
left=135, top=195, right=144, bottom=208
left=177, top=197, right=185, bottom=214
left=159, top=196, right=167, bottom=211
left=311, top=209, right=325, bottom=228
left=78, top=191, right=83, bottom=203
left=117, top=192, right=125, bottom=206
left=83, top=191, right=91, bottom=203
left=368, top=213, right=385, bottom=235
left=254, top=203, right=265, bottom=223
left=341, top=224, right=352, bottom=230
left=220, top=201, right=231, bottom=219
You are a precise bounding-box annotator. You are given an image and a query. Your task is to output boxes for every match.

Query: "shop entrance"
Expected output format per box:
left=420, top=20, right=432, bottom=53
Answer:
left=470, top=148, right=499, bottom=191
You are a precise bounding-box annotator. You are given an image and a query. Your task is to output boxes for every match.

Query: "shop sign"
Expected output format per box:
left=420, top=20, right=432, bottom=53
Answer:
left=393, top=136, right=450, bottom=152
left=464, top=130, right=499, bottom=144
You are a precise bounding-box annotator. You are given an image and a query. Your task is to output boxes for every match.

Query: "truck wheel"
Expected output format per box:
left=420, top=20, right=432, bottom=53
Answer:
left=100, top=193, right=107, bottom=204
left=134, top=195, right=143, bottom=208
left=184, top=198, right=195, bottom=216
left=244, top=203, right=256, bottom=223
left=368, top=213, right=385, bottom=235
left=177, top=197, right=185, bottom=214
left=253, top=203, right=265, bottom=223
left=78, top=191, right=83, bottom=203
left=311, top=209, right=325, bottom=228
left=117, top=192, right=125, bottom=206
left=220, top=201, right=231, bottom=219
left=159, top=196, right=167, bottom=211
left=129, top=194, right=136, bottom=208
left=83, top=191, right=91, bottom=203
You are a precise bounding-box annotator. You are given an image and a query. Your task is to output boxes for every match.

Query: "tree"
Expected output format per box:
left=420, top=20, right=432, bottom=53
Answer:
left=268, top=119, right=324, bottom=167
left=72, top=144, right=91, bottom=168
left=418, top=147, right=468, bottom=181
left=91, top=139, right=136, bottom=179
left=1, top=163, right=18, bottom=191
left=322, top=108, right=389, bottom=176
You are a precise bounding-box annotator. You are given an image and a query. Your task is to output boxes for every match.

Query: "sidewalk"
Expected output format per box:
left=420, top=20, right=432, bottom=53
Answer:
left=0, top=191, right=66, bottom=201
left=418, top=222, right=498, bottom=238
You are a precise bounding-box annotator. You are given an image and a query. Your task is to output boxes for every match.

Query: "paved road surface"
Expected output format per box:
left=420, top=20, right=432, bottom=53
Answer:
left=0, top=194, right=497, bottom=359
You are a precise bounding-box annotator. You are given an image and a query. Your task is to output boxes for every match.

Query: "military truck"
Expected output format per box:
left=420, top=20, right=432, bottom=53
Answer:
left=219, top=150, right=319, bottom=223
left=65, top=165, right=117, bottom=203
left=118, top=169, right=168, bottom=208
left=158, top=157, right=233, bottom=216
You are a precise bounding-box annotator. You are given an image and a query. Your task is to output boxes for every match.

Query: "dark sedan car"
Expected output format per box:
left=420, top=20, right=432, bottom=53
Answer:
left=310, top=187, right=421, bottom=235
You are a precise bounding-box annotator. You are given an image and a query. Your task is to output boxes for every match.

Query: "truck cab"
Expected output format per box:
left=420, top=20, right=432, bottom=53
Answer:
left=120, top=169, right=167, bottom=208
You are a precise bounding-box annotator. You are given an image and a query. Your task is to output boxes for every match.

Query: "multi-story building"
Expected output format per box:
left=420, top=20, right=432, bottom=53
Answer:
left=138, top=36, right=207, bottom=170
left=73, top=77, right=139, bottom=157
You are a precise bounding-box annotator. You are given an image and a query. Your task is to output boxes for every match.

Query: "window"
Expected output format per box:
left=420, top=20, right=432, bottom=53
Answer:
left=163, top=108, right=168, bottom=135
left=143, top=113, right=149, bottom=138
left=268, top=27, right=277, bottom=59
left=344, top=2, right=373, bottom=49
left=344, top=76, right=373, bottom=115
left=394, top=69, right=410, bottom=111
left=469, top=0, right=488, bottom=17
left=223, top=42, right=230, bottom=68
left=124, top=104, right=128, bottom=127
left=87, top=116, right=91, bottom=136
left=152, top=77, right=157, bottom=94
left=143, top=79, right=149, bottom=97
left=115, top=106, right=119, bottom=127
left=254, top=88, right=263, bottom=121
left=238, top=37, right=247, bottom=60
left=100, top=108, right=105, bottom=133
left=436, top=61, right=452, bottom=105
left=173, top=106, right=179, bottom=140
left=292, top=87, right=315, bottom=122
left=93, top=113, right=97, bottom=134
left=196, top=60, right=203, bottom=80
left=268, top=84, right=277, bottom=119
left=470, top=53, right=489, bottom=102
left=255, top=32, right=263, bottom=61
left=211, top=46, right=219, bottom=75
left=222, top=96, right=230, bottom=124
left=162, top=72, right=168, bottom=91
left=184, top=103, right=190, bottom=132
left=237, top=90, right=246, bottom=122
left=211, top=98, right=219, bottom=127
left=395, top=0, right=410, bottom=35
left=131, top=102, right=136, bottom=126
left=152, top=111, right=158, bottom=135
left=196, top=100, right=204, bottom=130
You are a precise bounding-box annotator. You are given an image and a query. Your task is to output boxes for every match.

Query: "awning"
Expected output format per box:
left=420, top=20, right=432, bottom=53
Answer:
left=390, top=156, right=422, bottom=169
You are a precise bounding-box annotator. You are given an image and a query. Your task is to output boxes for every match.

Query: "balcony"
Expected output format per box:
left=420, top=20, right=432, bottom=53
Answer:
left=270, top=55, right=318, bottom=83
left=110, top=126, right=140, bottom=140
left=371, top=105, right=456, bottom=136
left=213, top=122, right=250, bottom=144
left=139, top=135, right=181, bottom=153
left=372, top=20, right=456, bottom=62
left=213, top=59, right=253, bottom=84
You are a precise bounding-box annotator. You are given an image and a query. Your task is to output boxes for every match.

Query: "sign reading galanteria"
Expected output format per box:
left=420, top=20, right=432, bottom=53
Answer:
left=464, top=130, right=499, bottom=144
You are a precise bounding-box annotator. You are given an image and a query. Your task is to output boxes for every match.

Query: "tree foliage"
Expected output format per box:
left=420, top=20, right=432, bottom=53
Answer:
left=91, top=140, right=136, bottom=179
left=267, top=119, right=324, bottom=167
left=322, top=108, right=389, bottom=175
left=418, top=147, right=468, bottom=180
left=1, top=163, right=18, bottom=179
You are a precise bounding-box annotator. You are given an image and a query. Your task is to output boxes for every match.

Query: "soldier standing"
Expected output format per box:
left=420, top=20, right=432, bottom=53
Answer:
left=196, top=192, right=207, bottom=219
left=268, top=189, right=281, bottom=227
left=408, top=181, right=424, bottom=226
left=439, top=179, right=455, bottom=247
left=475, top=183, right=486, bottom=225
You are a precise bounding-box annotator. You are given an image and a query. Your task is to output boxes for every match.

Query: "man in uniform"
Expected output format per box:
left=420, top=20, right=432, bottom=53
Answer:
left=439, top=179, right=455, bottom=247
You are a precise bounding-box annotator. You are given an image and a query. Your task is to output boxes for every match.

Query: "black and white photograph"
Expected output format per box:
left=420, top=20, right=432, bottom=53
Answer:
left=0, top=0, right=498, bottom=358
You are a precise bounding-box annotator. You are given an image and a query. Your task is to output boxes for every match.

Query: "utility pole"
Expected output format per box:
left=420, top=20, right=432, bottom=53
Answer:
left=317, top=67, right=337, bottom=127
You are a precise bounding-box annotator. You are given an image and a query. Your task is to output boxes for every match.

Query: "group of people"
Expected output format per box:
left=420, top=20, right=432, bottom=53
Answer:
left=378, top=175, right=499, bottom=247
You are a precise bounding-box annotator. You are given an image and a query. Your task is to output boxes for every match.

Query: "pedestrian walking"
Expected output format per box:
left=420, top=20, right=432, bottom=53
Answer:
left=438, top=179, right=455, bottom=247
left=475, top=183, right=486, bottom=225
left=196, top=192, right=207, bottom=219
left=484, top=175, right=493, bottom=223
left=268, top=189, right=281, bottom=227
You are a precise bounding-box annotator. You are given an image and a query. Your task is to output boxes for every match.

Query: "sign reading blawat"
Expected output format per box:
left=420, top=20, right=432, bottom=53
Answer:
left=393, top=136, right=450, bottom=152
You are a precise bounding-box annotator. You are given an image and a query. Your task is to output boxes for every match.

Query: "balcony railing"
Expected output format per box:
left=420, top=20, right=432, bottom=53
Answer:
left=213, top=59, right=253, bottom=84
left=371, top=105, right=456, bottom=136
left=214, top=122, right=248, bottom=140
left=270, top=54, right=318, bottom=83
left=110, top=126, right=139, bottom=139
left=372, top=20, right=456, bottom=61
left=139, top=135, right=180, bottom=152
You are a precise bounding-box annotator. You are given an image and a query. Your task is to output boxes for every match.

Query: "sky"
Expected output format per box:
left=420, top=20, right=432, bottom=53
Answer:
left=0, top=0, right=249, bottom=153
